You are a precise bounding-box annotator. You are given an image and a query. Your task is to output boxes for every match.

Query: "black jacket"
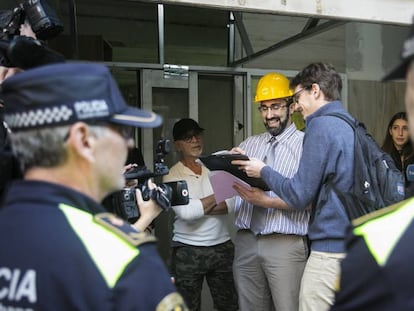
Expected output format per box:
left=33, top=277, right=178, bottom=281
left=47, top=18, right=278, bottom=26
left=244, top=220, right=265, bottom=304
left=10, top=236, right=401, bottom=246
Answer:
left=0, top=180, right=186, bottom=310
left=331, top=198, right=414, bottom=310
left=389, top=147, right=414, bottom=198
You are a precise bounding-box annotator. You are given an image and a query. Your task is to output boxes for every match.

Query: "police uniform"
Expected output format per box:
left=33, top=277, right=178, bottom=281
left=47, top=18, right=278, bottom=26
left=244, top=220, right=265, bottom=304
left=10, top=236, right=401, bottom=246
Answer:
left=0, top=179, right=186, bottom=310
left=331, top=198, right=414, bottom=311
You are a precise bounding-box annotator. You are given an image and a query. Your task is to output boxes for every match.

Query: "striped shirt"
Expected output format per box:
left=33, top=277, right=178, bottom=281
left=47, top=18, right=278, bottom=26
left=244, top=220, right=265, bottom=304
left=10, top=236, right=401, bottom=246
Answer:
left=234, top=123, right=309, bottom=235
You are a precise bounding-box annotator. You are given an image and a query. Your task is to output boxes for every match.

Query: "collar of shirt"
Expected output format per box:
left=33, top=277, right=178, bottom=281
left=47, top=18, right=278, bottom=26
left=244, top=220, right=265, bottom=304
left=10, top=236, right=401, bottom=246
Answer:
left=306, top=100, right=343, bottom=125
left=266, top=123, right=299, bottom=145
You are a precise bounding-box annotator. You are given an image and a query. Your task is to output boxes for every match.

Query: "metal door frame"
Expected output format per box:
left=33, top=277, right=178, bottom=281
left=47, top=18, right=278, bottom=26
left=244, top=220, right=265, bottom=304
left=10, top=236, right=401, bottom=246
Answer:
left=139, top=67, right=248, bottom=169
left=141, top=69, right=199, bottom=169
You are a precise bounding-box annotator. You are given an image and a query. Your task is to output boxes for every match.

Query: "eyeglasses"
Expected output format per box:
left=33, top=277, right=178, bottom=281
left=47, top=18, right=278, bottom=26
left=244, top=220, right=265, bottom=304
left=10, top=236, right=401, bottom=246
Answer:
left=257, top=104, right=288, bottom=113
left=293, top=86, right=311, bottom=103
left=179, top=132, right=202, bottom=143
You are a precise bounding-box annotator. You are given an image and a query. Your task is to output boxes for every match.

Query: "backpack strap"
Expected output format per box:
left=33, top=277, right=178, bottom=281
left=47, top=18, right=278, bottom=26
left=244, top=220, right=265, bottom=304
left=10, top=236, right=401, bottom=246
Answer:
left=315, top=113, right=356, bottom=210
left=325, top=112, right=357, bottom=131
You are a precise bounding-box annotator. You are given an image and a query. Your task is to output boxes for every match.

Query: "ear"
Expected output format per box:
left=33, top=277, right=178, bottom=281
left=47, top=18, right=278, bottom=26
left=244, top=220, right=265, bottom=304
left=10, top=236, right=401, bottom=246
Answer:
left=311, top=83, right=321, bottom=96
left=66, top=122, right=98, bottom=163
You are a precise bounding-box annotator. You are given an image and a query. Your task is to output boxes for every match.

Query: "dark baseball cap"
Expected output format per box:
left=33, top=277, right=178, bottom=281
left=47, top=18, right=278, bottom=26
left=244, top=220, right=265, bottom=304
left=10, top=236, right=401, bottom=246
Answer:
left=0, top=62, right=162, bottom=132
left=173, top=118, right=204, bottom=141
left=383, top=19, right=414, bottom=81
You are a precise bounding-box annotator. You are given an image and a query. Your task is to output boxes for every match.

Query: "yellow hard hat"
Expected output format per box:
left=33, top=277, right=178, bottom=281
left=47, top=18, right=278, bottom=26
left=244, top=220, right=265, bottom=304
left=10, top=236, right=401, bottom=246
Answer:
left=254, top=72, right=293, bottom=102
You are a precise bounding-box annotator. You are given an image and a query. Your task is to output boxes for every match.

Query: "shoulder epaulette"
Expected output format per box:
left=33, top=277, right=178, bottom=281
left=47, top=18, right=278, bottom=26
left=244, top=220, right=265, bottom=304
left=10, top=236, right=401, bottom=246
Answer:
left=94, top=213, right=157, bottom=247
left=352, top=197, right=414, bottom=227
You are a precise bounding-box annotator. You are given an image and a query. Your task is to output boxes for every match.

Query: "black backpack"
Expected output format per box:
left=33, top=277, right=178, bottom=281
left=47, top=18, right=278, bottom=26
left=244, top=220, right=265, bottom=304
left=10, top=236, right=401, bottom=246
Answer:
left=324, top=113, right=405, bottom=220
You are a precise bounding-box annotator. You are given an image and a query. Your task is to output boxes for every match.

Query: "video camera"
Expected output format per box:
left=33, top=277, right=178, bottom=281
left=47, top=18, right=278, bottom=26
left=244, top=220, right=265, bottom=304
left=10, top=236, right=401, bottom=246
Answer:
left=0, top=0, right=64, bottom=68
left=103, top=139, right=190, bottom=224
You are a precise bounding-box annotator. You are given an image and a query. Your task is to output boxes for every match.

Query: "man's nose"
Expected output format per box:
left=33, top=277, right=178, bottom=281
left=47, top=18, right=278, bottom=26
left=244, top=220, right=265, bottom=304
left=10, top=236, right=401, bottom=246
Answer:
left=293, top=103, right=302, bottom=112
left=265, top=109, right=275, bottom=117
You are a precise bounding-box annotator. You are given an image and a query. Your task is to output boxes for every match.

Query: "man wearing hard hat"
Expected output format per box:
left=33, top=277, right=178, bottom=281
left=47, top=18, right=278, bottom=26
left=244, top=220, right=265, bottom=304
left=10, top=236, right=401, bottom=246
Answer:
left=231, top=72, right=310, bottom=311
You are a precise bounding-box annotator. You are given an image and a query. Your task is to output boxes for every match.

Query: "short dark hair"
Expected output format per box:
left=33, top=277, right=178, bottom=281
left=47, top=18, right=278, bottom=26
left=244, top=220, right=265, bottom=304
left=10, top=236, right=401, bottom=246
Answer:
left=290, top=62, right=342, bottom=101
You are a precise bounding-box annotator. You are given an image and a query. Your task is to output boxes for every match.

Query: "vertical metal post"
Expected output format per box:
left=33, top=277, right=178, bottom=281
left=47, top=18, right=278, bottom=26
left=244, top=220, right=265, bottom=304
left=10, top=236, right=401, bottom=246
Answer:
left=67, top=0, right=79, bottom=59
left=227, top=11, right=235, bottom=66
left=157, top=4, right=165, bottom=65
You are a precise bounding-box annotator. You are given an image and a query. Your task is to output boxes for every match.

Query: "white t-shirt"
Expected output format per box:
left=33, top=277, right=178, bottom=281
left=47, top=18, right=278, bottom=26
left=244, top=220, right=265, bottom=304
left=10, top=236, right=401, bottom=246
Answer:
left=163, top=161, right=233, bottom=246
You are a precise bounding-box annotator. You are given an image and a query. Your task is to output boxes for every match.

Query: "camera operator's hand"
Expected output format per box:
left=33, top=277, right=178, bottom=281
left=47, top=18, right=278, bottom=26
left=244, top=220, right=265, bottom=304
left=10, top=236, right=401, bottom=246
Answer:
left=132, top=179, right=162, bottom=232
left=0, top=66, right=22, bottom=84
left=19, top=22, right=36, bottom=39
left=124, top=163, right=138, bottom=188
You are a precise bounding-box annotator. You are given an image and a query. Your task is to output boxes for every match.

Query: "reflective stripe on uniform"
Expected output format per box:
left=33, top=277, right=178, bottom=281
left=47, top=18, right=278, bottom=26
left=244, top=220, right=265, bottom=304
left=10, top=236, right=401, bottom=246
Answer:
left=353, top=199, right=414, bottom=266
left=59, top=203, right=139, bottom=288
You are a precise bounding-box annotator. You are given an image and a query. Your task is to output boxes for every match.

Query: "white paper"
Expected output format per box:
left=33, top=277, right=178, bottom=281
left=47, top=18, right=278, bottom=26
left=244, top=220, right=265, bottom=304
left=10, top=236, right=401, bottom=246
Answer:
left=212, top=150, right=231, bottom=155
left=209, top=170, right=252, bottom=203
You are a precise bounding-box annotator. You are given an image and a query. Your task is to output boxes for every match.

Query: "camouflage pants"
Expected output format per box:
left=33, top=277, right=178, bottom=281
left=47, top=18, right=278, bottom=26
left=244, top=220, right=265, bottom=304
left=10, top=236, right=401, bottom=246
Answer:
left=171, top=240, right=239, bottom=311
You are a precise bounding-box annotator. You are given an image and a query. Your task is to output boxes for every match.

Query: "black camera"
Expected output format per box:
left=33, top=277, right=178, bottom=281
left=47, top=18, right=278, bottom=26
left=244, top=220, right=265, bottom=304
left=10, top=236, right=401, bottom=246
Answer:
left=0, top=0, right=64, bottom=68
left=103, top=140, right=190, bottom=224
left=105, top=180, right=189, bottom=224
left=1, top=0, right=63, bottom=41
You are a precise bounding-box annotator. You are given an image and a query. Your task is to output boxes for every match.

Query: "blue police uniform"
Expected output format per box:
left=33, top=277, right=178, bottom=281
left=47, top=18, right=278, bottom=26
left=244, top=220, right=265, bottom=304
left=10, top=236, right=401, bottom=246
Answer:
left=0, top=179, right=186, bottom=311
left=331, top=197, right=414, bottom=310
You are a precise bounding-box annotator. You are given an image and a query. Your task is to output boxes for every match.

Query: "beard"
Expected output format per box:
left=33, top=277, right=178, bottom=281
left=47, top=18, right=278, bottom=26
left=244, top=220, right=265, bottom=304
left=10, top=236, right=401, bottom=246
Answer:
left=264, top=111, right=289, bottom=136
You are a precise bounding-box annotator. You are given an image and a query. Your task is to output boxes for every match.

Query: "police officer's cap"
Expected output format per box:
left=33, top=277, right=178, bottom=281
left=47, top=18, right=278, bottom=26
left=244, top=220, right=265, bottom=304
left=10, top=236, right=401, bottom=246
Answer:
left=0, top=62, right=162, bottom=132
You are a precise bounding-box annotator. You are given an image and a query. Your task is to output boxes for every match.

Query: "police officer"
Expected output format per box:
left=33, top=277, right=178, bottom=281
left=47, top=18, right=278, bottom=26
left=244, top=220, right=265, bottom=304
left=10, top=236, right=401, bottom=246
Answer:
left=330, top=18, right=414, bottom=311
left=0, top=63, right=188, bottom=310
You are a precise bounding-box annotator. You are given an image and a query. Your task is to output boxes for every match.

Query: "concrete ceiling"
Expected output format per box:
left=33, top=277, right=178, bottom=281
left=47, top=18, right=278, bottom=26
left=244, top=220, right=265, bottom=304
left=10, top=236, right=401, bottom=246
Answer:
left=140, top=0, right=414, bottom=26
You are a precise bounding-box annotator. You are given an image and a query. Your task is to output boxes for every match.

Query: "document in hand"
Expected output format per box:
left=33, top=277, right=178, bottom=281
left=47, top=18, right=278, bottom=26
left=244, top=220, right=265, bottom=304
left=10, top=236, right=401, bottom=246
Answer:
left=199, top=153, right=269, bottom=191
left=209, top=170, right=251, bottom=203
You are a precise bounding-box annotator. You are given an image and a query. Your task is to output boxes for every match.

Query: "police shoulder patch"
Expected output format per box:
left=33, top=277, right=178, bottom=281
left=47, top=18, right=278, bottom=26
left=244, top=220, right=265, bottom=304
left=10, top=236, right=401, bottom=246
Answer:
left=352, top=198, right=409, bottom=228
left=94, top=213, right=157, bottom=247
left=156, top=292, right=188, bottom=311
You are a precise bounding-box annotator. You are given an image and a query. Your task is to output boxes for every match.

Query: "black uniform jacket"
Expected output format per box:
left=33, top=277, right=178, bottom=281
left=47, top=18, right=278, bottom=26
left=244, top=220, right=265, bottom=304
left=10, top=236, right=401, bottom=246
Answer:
left=331, top=198, right=414, bottom=311
left=0, top=180, right=186, bottom=311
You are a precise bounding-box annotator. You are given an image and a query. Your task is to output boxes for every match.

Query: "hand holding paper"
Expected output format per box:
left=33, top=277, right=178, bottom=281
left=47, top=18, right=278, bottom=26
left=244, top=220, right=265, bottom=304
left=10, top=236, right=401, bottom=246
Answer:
left=232, top=182, right=271, bottom=207
left=199, top=153, right=269, bottom=190
left=231, top=157, right=266, bottom=179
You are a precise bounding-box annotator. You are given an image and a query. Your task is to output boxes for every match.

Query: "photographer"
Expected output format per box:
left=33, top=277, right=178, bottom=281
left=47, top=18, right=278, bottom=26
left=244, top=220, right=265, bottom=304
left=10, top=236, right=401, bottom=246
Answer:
left=1, top=1, right=66, bottom=203
left=0, top=26, right=36, bottom=203
left=0, top=62, right=187, bottom=310
left=0, top=0, right=65, bottom=72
